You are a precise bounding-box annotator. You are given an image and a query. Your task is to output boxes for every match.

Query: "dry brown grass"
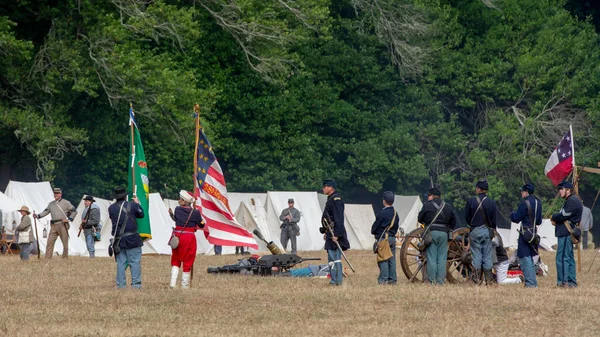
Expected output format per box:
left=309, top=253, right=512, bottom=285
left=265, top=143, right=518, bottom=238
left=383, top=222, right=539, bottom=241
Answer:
left=1, top=248, right=600, bottom=337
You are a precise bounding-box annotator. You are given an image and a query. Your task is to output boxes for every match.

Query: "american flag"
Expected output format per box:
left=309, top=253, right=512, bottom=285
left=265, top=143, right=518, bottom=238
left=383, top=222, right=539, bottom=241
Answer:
left=193, top=124, right=258, bottom=249
left=544, top=127, right=574, bottom=186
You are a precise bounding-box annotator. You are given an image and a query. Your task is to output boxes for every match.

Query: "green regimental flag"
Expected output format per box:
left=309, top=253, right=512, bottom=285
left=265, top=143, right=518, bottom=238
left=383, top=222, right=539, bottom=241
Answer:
left=128, top=108, right=151, bottom=239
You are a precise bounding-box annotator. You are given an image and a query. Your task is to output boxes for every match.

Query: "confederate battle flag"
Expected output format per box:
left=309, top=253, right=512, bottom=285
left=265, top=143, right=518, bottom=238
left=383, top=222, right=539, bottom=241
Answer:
left=544, top=127, right=574, bottom=186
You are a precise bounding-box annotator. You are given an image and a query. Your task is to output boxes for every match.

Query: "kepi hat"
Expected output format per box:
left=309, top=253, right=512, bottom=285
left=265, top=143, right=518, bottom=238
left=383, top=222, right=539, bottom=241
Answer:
left=557, top=181, right=574, bottom=189
left=382, top=191, right=395, bottom=204
left=53, top=188, right=62, bottom=194
left=475, top=180, right=489, bottom=190
left=322, top=179, right=337, bottom=189
left=428, top=187, right=441, bottom=196
left=520, top=183, right=534, bottom=194
left=83, top=195, right=95, bottom=202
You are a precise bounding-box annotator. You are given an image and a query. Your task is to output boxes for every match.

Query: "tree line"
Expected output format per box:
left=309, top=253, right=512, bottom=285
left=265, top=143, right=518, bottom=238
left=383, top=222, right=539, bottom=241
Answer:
left=1, top=0, right=600, bottom=221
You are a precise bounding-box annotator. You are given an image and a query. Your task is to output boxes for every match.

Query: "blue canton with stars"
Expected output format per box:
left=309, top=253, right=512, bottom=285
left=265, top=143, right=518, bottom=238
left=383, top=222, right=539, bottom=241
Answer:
left=196, top=127, right=216, bottom=188
left=556, top=130, right=573, bottom=162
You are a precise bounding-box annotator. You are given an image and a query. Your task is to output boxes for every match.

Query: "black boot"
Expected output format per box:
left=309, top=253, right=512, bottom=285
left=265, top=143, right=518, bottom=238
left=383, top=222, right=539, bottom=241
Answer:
left=472, top=269, right=481, bottom=284
left=483, top=269, right=495, bottom=285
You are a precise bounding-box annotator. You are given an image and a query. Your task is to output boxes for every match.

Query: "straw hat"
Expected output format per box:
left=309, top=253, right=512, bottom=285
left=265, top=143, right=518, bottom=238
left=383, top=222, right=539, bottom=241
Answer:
left=18, top=206, right=31, bottom=214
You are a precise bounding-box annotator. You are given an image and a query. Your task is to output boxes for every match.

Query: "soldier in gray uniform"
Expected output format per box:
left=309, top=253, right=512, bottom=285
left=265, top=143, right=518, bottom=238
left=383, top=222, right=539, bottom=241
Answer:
left=80, top=195, right=101, bottom=258
left=35, top=187, right=77, bottom=259
left=279, top=198, right=301, bottom=254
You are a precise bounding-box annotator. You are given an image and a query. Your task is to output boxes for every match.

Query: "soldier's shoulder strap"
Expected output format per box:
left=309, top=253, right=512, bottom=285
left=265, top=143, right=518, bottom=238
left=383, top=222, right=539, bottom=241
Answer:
left=431, top=200, right=448, bottom=222
left=471, top=196, right=489, bottom=227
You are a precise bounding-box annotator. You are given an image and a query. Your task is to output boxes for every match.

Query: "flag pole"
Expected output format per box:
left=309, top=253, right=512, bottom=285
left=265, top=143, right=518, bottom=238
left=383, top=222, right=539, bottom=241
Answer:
left=194, top=104, right=200, bottom=187
left=569, top=124, right=582, bottom=271
left=33, top=210, right=40, bottom=259
left=191, top=104, right=201, bottom=284
left=571, top=124, right=576, bottom=188
left=130, top=103, right=136, bottom=197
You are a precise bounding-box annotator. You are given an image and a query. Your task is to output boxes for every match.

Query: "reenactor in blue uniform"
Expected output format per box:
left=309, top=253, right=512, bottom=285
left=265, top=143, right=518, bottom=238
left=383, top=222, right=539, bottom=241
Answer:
left=371, top=191, right=399, bottom=285
left=510, top=183, right=542, bottom=288
left=465, top=180, right=498, bottom=284
left=320, top=179, right=349, bottom=286
left=417, top=187, right=457, bottom=284
left=551, top=181, right=582, bottom=288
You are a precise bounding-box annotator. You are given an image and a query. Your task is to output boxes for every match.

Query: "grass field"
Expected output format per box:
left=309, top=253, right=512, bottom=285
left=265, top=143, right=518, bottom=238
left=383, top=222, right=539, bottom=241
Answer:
left=1, top=248, right=599, bottom=337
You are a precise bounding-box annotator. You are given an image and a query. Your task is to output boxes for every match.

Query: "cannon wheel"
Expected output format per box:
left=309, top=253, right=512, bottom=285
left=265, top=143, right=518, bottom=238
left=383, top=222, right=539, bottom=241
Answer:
left=445, top=227, right=475, bottom=284
left=399, top=227, right=427, bottom=283
left=445, top=228, right=503, bottom=284
left=400, top=227, right=502, bottom=284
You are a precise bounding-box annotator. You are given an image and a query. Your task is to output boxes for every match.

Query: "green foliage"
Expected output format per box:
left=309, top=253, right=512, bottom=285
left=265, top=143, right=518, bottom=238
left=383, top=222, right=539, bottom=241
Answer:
left=1, top=0, right=600, bottom=221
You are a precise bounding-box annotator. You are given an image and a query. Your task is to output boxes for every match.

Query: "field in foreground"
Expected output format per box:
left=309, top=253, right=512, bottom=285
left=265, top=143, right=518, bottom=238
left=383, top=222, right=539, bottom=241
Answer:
left=1, top=248, right=600, bottom=337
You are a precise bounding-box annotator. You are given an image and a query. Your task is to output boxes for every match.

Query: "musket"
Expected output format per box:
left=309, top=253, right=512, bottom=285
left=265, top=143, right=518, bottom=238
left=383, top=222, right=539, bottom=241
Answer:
left=33, top=210, right=40, bottom=259
left=322, top=216, right=356, bottom=273
left=78, top=201, right=93, bottom=238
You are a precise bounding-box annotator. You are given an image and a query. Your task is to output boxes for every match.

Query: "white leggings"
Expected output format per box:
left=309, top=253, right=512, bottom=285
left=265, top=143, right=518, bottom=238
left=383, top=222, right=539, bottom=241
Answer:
left=495, top=260, right=521, bottom=284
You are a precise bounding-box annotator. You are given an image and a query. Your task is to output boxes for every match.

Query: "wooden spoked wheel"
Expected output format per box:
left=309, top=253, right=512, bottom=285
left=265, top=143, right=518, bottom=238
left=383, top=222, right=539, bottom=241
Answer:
left=399, top=227, right=427, bottom=283
left=400, top=227, right=502, bottom=284
left=445, top=227, right=476, bottom=284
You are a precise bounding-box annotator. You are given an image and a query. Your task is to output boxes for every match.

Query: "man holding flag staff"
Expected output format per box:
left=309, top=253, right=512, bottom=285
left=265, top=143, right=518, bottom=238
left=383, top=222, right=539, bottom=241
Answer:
left=109, top=187, right=145, bottom=289
left=168, top=190, right=204, bottom=289
left=551, top=181, right=582, bottom=288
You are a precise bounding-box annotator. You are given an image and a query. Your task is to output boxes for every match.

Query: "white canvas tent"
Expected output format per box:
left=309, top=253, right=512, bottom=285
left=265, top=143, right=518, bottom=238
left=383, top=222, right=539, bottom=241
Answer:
left=4, top=181, right=88, bottom=256
left=69, top=193, right=174, bottom=256
left=497, top=219, right=556, bottom=252
left=140, top=193, right=174, bottom=255
left=0, top=191, right=21, bottom=233
left=234, top=198, right=272, bottom=252
left=264, top=191, right=323, bottom=251
left=317, top=193, right=327, bottom=212
left=344, top=204, right=375, bottom=250
left=392, top=195, right=423, bottom=235
left=497, top=223, right=519, bottom=249
left=537, top=219, right=556, bottom=251
left=71, top=196, right=115, bottom=257
left=0, top=191, right=21, bottom=214
left=228, top=193, right=267, bottom=214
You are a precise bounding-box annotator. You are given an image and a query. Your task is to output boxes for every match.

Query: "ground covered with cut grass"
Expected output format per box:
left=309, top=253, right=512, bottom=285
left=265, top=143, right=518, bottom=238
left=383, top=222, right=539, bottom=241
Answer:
left=1, top=249, right=599, bottom=336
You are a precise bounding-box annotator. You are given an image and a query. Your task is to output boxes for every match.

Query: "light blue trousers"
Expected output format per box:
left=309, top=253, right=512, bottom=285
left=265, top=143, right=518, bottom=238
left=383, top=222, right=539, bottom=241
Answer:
left=426, top=231, right=448, bottom=284
left=470, top=226, right=493, bottom=270
left=556, top=236, right=577, bottom=287
left=377, top=236, right=397, bottom=284
left=328, top=249, right=343, bottom=285
left=116, top=246, right=142, bottom=289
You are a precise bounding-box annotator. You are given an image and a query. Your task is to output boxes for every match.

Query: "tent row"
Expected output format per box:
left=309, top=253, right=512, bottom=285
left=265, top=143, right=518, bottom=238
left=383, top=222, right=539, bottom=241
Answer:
left=2, top=180, right=425, bottom=256
left=497, top=220, right=557, bottom=252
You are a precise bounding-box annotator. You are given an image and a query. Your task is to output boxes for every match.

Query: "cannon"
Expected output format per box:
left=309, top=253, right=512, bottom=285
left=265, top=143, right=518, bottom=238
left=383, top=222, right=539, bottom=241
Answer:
left=398, top=227, right=503, bottom=283
left=207, top=253, right=321, bottom=276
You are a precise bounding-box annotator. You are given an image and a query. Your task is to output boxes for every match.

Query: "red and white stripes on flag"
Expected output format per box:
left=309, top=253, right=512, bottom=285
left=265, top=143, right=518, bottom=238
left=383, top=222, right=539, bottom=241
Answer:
left=544, top=126, right=575, bottom=186
left=194, top=126, right=258, bottom=249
